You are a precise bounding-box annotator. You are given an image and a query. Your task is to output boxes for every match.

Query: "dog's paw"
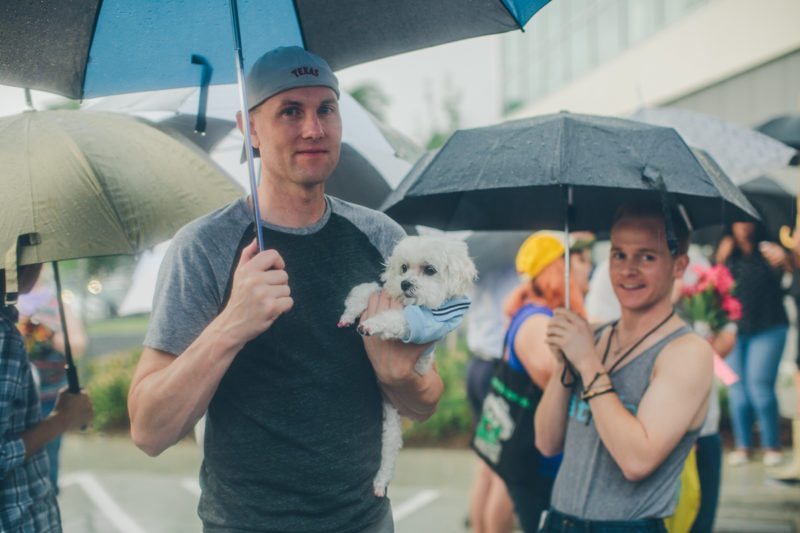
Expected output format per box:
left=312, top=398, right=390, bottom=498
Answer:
left=359, top=311, right=406, bottom=340
left=373, top=486, right=386, bottom=498
left=337, top=321, right=352, bottom=328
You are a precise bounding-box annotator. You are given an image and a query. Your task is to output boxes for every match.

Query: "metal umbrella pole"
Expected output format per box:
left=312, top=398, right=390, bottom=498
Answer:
left=561, top=185, right=579, bottom=386
left=52, top=261, right=80, bottom=393
left=564, top=186, right=573, bottom=311
left=229, top=0, right=265, bottom=251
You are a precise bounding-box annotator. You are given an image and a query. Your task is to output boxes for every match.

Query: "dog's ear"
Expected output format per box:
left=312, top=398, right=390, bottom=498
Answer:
left=382, top=237, right=409, bottom=285
left=442, top=239, right=478, bottom=296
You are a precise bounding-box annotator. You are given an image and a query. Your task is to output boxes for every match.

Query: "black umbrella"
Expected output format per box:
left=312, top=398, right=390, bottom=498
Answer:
left=465, top=231, right=530, bottom=275
left=383, top=113, right=759, bottom=232
left=382, top=112, right=760, bottom=308
left=690, top=175, right=796, bottom=246
left=756, top=114, right=800, bottom=163
left=740, top=176, right=796, bottom=238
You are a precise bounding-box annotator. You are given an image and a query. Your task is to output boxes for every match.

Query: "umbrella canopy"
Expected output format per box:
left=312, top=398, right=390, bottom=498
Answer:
left=740, top=175, right=796, bottom=232
left=629, top=107, right=797, bottom=182
left=0, top=0, right=550, bottom=100
left=756, top=114, right=800, bottom=164
left=85, top=86, right=421, bottom=209
left=153, top=117, right=405, bottom=210
left=0, top=109, right=243, bottom=270
left=0, top=0, right=550, bottom=253
left=460, top=231, right=528, bottom=275
left=690, top=175, right=796, bottom=246
left=757, top=114, right=800, bottom=150
left=382, top=112, right=759, bottom=232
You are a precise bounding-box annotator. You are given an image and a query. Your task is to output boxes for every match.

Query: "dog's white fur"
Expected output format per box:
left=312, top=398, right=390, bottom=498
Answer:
left=338, top=235, right=477, bottom=496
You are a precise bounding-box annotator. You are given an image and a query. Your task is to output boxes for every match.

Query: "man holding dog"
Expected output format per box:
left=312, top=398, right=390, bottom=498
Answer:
left=535, top=203, right=713, bottom=532
left=128, top=47, right=442, bottom=533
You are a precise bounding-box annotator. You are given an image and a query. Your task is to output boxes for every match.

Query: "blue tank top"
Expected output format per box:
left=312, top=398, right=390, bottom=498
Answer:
left=503, top=303, right=561, bottom=478
left=506, top=303, right=553, bottom=372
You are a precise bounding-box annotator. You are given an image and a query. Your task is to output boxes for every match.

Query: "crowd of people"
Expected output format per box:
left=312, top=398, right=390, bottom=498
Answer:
left=0, top=44, right=797, bottom=533
left=466, top=214, right=799, bottom=532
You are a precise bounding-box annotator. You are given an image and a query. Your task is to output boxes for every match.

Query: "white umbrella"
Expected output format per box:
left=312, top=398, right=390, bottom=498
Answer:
left=88, top=86, right=421, bottom=315
left=84, top=86, right=418, bottom=197
left=629, top=106, right=796, bottom=183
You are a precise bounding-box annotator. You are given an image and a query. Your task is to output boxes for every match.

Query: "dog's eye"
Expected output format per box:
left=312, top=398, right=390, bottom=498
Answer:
left=423, top=265, right=438, bottom=276
left=401, top=264, right=408, bottom=273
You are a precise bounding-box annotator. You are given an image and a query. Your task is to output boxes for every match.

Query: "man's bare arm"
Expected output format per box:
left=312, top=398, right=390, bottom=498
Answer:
left=514, top=315, right=556, bottom=390
left=128, top=242, right=293, bottom=456
left=578, top=334, right=712, bottom=481
left=128, top=335, right=240, bottom=456
left=376, top=354, right=444, bottom=421
left=360, top=291, right=444, bottom=421
left=21, top=389, right=93, bottom=459
left=534, top=358, right=572, bottom=457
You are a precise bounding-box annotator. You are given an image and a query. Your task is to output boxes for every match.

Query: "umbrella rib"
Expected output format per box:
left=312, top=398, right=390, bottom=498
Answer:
left=76, top=3, right=105, bottom=100
left=497, top=0, right=525, bottom=30
left=290, top=0, right=309, bottom=49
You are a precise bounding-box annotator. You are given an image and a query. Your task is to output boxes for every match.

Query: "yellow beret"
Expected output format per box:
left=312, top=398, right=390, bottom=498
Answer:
left=515, top=233, right=565, bottom=278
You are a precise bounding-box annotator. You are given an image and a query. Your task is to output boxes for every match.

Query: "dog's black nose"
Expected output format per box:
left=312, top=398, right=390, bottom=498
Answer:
left=401, top=280, right=413, bottom=292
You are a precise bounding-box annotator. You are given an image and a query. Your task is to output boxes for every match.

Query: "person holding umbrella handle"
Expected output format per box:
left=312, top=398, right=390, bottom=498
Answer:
left=128, top=47, right=440, bottom=533
left=1, top=263, right=94, bottom=532
left=536, top=202, right=713, bottom=532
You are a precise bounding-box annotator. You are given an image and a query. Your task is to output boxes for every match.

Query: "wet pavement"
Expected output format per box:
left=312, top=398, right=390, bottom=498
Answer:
left=58, top=434, right=799, bottom=532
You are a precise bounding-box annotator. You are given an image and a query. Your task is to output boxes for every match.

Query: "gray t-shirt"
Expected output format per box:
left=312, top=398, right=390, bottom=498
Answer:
left=550, top=326, right=702, bottom=521
left=145, top=196, right=404, bottom=532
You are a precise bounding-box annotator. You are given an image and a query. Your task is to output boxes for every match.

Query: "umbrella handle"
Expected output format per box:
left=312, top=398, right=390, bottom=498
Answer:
left=52, top=262, right=81, bottom=394
left=780, top=224, right=800, bottom=250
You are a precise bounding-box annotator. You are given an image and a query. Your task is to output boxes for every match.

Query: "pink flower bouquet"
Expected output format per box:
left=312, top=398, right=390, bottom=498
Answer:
left=681, top=264, right=742, bottom=333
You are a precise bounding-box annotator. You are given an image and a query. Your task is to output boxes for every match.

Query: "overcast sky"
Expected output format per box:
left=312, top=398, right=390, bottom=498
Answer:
left=337, top=34, right=503, bottom=144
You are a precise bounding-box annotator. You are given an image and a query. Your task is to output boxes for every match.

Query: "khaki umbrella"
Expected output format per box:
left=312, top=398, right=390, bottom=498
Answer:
left=1, top=109, right=242, bottom=271
left=1, top=109, right=243, bottom=390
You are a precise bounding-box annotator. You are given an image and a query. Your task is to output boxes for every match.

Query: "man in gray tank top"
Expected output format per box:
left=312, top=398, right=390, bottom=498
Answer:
left=536, top=202, right=713, bottom=532
left=127, top=47, right=443, bottom=533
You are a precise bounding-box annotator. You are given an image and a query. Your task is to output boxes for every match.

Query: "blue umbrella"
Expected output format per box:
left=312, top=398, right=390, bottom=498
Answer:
left=1, top=0, right=550, bottom=251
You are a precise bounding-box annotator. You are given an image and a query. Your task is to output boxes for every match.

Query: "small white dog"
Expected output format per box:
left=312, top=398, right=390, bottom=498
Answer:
left=338, top=235, right=477, bottom=496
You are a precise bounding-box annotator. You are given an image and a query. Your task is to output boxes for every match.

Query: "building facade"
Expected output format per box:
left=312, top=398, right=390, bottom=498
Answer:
left=504, top=0, right=800, bottom=128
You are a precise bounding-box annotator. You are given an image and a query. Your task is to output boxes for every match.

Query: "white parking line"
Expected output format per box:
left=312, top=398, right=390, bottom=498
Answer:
left=61, top=472, right=147, bottom=533
left=179, top=477, right=437, bottom=523
left=393, top=489, right=440, bottom=522
left=180, top=477, right=201, bottom=497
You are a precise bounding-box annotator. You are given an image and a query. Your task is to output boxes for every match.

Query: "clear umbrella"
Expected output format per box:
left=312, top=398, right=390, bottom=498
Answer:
left=629, top=106, right=797, bottom=183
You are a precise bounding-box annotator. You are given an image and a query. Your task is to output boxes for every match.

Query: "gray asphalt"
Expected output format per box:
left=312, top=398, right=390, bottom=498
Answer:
left=57, top=434, right=799, bottom=533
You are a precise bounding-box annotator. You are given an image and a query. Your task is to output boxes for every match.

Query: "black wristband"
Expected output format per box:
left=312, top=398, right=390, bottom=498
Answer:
left=581, top=386, right=616, bottom=401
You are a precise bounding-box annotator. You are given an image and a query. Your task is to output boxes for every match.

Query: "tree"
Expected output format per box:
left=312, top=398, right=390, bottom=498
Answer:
left=423, top=76, right=462, bottom=150
left=349, top=82, right=390, bottom=122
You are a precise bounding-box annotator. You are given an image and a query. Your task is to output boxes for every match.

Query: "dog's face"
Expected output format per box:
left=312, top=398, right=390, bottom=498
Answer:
left=381, top=236, right=478, bottom=308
